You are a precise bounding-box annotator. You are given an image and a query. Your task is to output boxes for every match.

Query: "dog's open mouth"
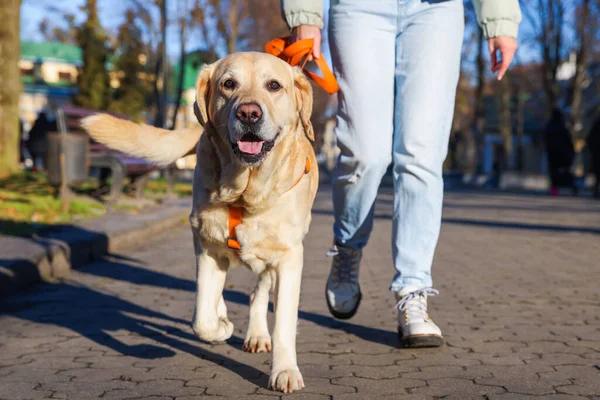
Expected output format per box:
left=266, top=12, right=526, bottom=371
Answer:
left=232, top=132, right=274, bottom=163
left=237, top=137, right=264, bottom=155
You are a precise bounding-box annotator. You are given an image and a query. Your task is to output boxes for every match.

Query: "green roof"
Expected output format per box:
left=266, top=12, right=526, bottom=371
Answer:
left=21, top=41, right=82, bottom=65
left=173, top=50, right=215, bottom=96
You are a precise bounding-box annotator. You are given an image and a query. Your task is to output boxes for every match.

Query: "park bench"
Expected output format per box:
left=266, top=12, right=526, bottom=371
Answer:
left=56, top=105, right=158, bottom=204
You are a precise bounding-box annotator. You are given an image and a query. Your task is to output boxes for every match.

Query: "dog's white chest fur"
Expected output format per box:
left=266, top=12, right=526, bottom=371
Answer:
left=193, top=184, right=311, bottom=275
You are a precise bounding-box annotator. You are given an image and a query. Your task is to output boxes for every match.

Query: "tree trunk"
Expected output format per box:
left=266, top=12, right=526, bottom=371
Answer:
left=151, top=57, right=163, bottom=127
left=160, top=0, right=168, bottom=128
left=569, top=0, right=590, bottom=142
left=171, top=17, right=187, bottom=130
left=226, top=1, right=238, bottom=54
left=0, top=0, right=22, bottom=178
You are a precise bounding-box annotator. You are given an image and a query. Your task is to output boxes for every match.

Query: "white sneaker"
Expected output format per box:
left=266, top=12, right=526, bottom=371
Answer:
left=395, top=286, right=444, bottom=348
left=325, top=243, right=362, bottom=319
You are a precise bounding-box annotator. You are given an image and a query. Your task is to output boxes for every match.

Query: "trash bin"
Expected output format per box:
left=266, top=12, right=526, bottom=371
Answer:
left=46, top=132, right=90, bottom=186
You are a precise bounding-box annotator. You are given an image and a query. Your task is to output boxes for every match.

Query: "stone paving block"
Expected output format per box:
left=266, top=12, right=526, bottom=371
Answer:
left=334, top=340, right=395, bottom=355
left=546, top=366, right=600, bottom=396
left=532, top=353, right=597, bottom=366
left=453, top=352, right=531, bottom=366
left=40, top=381, right=135, bottom=399
left=566, top=341, right=600, bottom=352
left=504, top=327, right=560, bottom=342
left=410, top=377, right=505, bottom=397
left=125, top=397, right=172, bottom=400
left=550, top=325, right=600, bottom=342
left=402, top=365, right=492, bottom=380
left=489, top=394, right=591, bottom=400
left=0, top=381, right=53, bottom=400
left=514, top=340, right=591, bottom=355
left=101, top=379, right=205, bottom=399
left=254, top=376, right=356, bottom=397
left=450, top=340, right=527, bottom=355
left=333, top=394, right=435, bottom=400
left=476, top=375, right=571, bottom=395
left=279, top=393, right=330, bottom=400
left=190, top=397, right=278, bottom=400
left=202, top=371, right=264, bottom=397
left=0, top=367, right=72, bottom=384
left=583, top=352, right=600, bottom=360
left=299, top=363, right=351, bottom=379
left=426, top=395, right=489, bottom=400
left=332, top=364, right=417, bottom=379
left=0, top=356, right=35, bottom=370
left=14, top=356, right=90, bottom=370
left=297, top=377, right=357, bottom=396
left=332, top=377, right=426, bottom=395
left=396, top=351, right=482, bottom=368
left=331, top=352, right=413, bottom=366
left=539, top=364, right=600, bottom=383
left=296, top=342, right=352, bottom=355
left=465, top=363, right=554, bottom=378
left=296, top=333, right=352, bottom=345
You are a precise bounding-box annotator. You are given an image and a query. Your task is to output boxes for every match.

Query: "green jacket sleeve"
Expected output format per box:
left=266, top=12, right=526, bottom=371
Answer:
left=472, top=0, right=522, bottom=39
left=280, top=0, right=521, bottom=39
left=280, top=0, right=324, bottom=30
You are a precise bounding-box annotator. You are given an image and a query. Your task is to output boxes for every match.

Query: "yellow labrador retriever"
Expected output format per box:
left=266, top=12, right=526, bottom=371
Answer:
left=82, top=52, right=318, bottom=393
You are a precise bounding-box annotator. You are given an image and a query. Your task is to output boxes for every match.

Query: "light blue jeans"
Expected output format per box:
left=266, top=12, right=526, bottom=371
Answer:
left=328, top=0, right=464, bottom=291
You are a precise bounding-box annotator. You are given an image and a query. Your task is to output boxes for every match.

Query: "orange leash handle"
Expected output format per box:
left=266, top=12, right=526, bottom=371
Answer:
left=265, top=37, right=339, bottom=95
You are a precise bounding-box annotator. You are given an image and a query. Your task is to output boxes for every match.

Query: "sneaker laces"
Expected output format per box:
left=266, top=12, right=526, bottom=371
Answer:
left=396, top=288, right=439, bottom=322
left=326, top=245, right=360, bottom=284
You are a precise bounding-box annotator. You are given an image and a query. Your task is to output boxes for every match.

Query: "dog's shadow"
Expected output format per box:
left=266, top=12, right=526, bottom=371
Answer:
left=2, top=254, right=395, bottom=387
left=79, top=255, right=399, bottom=347
left=0, top=257, right=270, bottom=387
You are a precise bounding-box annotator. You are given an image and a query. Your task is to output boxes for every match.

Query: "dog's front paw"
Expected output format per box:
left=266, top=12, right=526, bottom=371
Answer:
left=268, top=368, right=304, bottom=393
left=243, top=335, right=272, bottom=353
left=192, top=317, right=234, bottom=343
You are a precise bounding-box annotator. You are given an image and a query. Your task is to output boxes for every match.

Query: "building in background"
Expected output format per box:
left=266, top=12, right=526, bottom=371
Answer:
left=19, top=41, right=82, bottom=132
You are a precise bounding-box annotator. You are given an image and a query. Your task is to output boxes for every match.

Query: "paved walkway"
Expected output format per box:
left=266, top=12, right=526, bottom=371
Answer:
left=1, top=187, right=599, bottom=399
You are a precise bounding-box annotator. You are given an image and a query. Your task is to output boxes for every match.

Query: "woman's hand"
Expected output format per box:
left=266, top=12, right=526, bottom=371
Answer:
left=488, top=36, right=518, bottom=81
left=290, top=25, right=322, bottom=60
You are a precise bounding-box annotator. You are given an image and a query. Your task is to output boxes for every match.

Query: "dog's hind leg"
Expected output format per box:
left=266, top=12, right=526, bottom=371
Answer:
left=243, top=271, right=272, bottom=353
left=191, top=247, right=234, bottom=343
left=268, top=249, right=304, bottom=393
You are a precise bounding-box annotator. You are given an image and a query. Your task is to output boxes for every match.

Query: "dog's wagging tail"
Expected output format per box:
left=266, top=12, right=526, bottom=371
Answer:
left=81, top=114, right=201, bottom=166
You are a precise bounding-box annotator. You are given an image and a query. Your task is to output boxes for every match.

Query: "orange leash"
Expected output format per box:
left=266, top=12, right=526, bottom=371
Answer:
left=227, top=157, right=311, bottom=252
left=265, top=37, right=339, bottom=95
left=227, top=206, right=243, bottom=251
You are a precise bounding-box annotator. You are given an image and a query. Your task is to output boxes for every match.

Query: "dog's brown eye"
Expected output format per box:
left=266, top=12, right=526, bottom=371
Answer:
left=267, top=80, right=281, bottom=92
left=223, top=79, right=236, bottom=89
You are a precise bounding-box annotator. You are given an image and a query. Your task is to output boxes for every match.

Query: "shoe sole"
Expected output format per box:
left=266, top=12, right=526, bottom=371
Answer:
left=398, top=331, right=445, bottom=348
left=325, top=288, right=362, bottom=320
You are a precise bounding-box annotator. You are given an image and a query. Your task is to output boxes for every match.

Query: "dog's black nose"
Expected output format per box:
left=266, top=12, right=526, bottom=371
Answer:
left=236, top=103, right=263, bottom=125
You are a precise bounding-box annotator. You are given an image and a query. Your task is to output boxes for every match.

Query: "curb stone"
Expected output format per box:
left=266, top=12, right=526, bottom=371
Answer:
left=0, top=198, right=192, bottom=296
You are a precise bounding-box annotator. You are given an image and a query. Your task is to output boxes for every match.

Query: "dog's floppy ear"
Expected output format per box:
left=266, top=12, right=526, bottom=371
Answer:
left=293, top=68, right=315, bottom=141
left=194, top=63, right=215, bottom=126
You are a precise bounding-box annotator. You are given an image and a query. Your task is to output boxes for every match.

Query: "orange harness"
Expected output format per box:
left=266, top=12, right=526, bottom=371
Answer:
left=227, top=157, right=311, bottom=252
left=265, top=37, right=339, bottom=95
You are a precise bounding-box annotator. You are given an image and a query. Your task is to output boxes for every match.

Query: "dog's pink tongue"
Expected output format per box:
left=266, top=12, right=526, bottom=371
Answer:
left=237, top=140, right=264, bottom=154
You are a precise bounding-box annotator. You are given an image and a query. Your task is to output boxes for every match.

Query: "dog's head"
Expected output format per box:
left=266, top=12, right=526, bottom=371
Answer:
left=193, top=52, right=314, bottom=166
